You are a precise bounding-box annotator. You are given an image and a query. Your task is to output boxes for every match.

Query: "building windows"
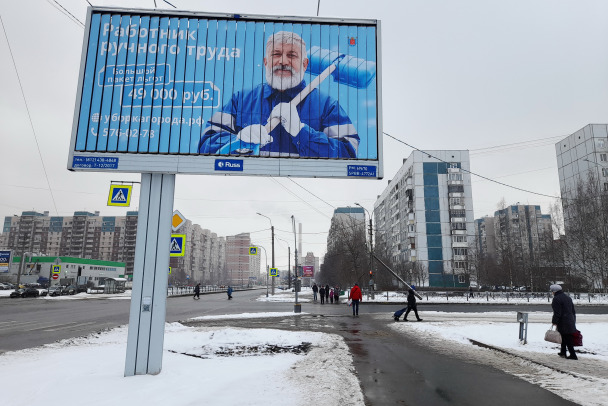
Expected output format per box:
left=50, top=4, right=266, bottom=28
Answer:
left=602, top=168, right=608, bottom=177
left=453, top=261, right=468, bottom=270
left=450, top=209, right=466, bottom=218
left=453, top=248, right=468, bottom=256
left=448, top=173, right=463, bottom=181
left=601, top=153, right=607, bottom=162
left=452, top=235, right=466, bottom=243
left=448, top=185, right=464, bottom=193
left=451, top=222, right=467, bottom=230
left=457, top=274, right=466, bottom=284
left=604, top=183, right=608, bottom=192
left=449, top=197, right=463, bottom=206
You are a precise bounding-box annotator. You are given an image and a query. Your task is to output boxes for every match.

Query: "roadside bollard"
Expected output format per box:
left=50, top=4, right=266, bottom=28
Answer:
left=517, top=312, right=529, bottom=344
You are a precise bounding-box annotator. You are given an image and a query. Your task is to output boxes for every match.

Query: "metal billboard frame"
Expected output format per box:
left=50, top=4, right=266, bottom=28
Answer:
left=67, top=7, right=383, bottom=179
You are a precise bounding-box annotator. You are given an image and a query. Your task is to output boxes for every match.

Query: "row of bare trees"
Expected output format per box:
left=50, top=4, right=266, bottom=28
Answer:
left=469, top=173, right=607, bottom=292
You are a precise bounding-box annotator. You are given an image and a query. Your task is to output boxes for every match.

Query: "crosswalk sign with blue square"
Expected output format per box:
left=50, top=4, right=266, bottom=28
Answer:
left=249, top=247, right=257, bottom=255
left=107, top=185, right=132, bottom=207
left=170, top=234, right=186, bottom=257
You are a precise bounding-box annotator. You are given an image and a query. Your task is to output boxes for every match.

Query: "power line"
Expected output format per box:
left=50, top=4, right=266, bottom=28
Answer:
left=46, top=0, right=85, bottom=27
left=383, top=131, right=562, bottom=200
left=1, top=15, right=60, bottom=216
left=271, top=178, right=331, bottom=219
left=287, top=177, right=335, bottom=209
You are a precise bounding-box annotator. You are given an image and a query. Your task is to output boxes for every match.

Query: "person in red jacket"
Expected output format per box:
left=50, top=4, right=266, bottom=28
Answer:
left=349, top=283, right=363, bottom=317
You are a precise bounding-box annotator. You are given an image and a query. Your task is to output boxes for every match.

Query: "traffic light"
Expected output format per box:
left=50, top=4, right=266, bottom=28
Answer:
left=369, top=270, right=373, bottom=278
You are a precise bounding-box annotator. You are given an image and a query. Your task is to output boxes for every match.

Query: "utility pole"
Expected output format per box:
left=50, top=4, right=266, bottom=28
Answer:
left=288, top=246, right=291, bottom=289
left=271, top=224, right=275, bottom=295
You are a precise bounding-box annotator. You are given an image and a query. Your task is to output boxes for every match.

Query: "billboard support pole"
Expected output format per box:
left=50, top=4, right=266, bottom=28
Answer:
left=125, top=173, right=175, bottom=376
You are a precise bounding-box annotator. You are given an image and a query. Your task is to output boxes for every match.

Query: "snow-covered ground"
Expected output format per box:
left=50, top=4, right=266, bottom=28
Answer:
left=1, top=288, right=607, bottom=406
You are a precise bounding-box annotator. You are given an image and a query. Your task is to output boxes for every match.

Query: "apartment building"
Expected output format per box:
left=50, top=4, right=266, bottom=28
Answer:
left=374, top=150, right=475, bottom=287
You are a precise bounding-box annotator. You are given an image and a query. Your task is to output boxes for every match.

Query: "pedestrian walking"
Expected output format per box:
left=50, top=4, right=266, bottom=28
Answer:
left=312, top=283, right=318, bottom=302
left=227, top=285, right=233, bottom=300
left=325, top=284, right=330, bottom=303
left=193, top=283, right=201, bottom=300
left=349, top=283, right=362, bottom=317
left=319, top=285, right=325, bottom=304
left=334, top=286, right=340, bottom=304
left=329, top=288, right=334, bottom=304
left=551, top=284, right=578, bottom=360
left=402, top=288, right=423, bottom=321
left=468, top=286, right=474, bottom=299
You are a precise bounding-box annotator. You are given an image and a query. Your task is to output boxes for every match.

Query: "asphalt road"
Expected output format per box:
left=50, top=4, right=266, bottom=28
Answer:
left=2, top=289, right=603, bottom=405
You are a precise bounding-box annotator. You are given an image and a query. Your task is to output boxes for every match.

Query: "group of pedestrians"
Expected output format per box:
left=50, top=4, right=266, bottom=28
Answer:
left=193, top=283, right=233, bottom=300
left=312, top=283, right=341, bottom=304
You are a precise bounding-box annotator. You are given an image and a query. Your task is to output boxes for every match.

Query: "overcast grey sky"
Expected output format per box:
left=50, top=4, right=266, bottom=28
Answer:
left=1, top=0, right=607, bottom=270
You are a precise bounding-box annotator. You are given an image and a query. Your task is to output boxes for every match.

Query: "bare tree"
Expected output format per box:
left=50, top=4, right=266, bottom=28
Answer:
left=562, top=172, right=608, bottom=292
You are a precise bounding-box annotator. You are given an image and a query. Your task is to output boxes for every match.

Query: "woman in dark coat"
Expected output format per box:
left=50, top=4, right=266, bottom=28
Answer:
left=551, top=284, right=577, bottom=360
left=403, top=289, right=423, bottom=321
left=319, top=285, right=325, bottom=304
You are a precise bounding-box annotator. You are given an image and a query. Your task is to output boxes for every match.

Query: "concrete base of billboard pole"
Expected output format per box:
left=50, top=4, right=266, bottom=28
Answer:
left=124, top=173, right=175, bottom=376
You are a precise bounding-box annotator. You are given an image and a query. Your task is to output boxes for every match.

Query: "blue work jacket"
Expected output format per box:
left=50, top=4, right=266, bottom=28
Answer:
left=198, top=81, right=359, bottom=158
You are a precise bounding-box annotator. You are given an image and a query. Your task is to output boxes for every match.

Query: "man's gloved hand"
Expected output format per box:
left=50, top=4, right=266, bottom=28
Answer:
left=237, top=124, right=272, bottom=146
left=270, top=102, right=305, bottom=137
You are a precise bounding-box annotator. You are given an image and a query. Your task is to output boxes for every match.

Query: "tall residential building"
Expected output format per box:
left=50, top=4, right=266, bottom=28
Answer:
left=555, top=123, right=608, bottom=225
left=169, top=220, right=226, bottom=285
left=374, top=150, right=475, bottom=287
left=474, top=216, right=496, bottom=260
left=2, top=211, right=138, bottom=275
left=225, top=233, right=258, bottom=286
left=2, top=210, right=225, bottom=280
left=476, top=205, right=552, bottom=272
left=327, top=207, right=365, bottom=252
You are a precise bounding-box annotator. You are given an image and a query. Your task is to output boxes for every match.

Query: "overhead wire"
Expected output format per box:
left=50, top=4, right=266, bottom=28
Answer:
left=0, top=15, right=60, bottom=216
left=383, top=131, right=562, bottom=200
left=47, top=0, right=85, bottom=27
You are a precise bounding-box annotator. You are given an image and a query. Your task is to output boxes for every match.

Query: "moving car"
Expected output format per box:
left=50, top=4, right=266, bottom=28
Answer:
left=10, top=288, right=40, bottom=298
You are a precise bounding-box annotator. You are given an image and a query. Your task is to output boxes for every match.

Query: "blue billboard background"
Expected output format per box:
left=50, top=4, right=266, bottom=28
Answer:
left=74, top=11, right=378, bottom=160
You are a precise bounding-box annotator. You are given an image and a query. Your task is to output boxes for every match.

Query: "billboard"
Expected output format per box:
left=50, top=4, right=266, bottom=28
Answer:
left=68, top=7, right=382, bottom=179
left=302, top=265, right=314, bottom=277
left=0, top=250, right=11, bottom=273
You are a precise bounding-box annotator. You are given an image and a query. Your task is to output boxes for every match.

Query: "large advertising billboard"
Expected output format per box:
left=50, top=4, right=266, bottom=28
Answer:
left=68, top=7, right=382, bottom=178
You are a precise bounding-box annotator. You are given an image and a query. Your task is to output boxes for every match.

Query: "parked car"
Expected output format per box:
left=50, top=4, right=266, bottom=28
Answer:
left=47, top=286, right=63, bottom=297
left=61, top=285, right=78, bottom=295
left=0, top=283, right=11, bottom=290
left=10, top=288, right=40, bottom=298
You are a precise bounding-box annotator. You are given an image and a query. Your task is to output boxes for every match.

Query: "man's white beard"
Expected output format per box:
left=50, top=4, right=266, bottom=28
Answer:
left=266, top=64, right=305, bottom=90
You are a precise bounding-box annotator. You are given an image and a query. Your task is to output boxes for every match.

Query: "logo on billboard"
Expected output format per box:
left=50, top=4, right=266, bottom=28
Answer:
left=348, top=37, right=357, bottom=46
left=215, top=159, right=244, bottom=172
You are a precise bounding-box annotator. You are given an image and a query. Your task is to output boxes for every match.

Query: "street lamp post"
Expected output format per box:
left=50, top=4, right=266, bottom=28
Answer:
left=275, top=236, right=291, bottom=289
left=291, top=215, right=301, bottom=313
left=257, top=213, right=275, bottom=295
left=356, top=203, right=374, bottom=299
left=257, top=245, right=268, bottom=297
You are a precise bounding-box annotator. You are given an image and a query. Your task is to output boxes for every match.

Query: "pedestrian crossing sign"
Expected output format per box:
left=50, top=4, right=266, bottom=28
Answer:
left=249, top=247, right=257, bottom=255
left=269, top=268, right=278, bottom=277
left=170, top=234, right=186, bottom=257
left=107, top=185, right=132, bottom=207
left=52, top=264, right=61, bottom=274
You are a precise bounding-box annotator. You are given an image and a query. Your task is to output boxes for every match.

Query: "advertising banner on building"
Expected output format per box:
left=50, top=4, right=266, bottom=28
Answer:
left=68, top=7, right=382, bottom=179
left=0, top=250, right=11, bottom=273
left=302, top=265, right=314, bottom=277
